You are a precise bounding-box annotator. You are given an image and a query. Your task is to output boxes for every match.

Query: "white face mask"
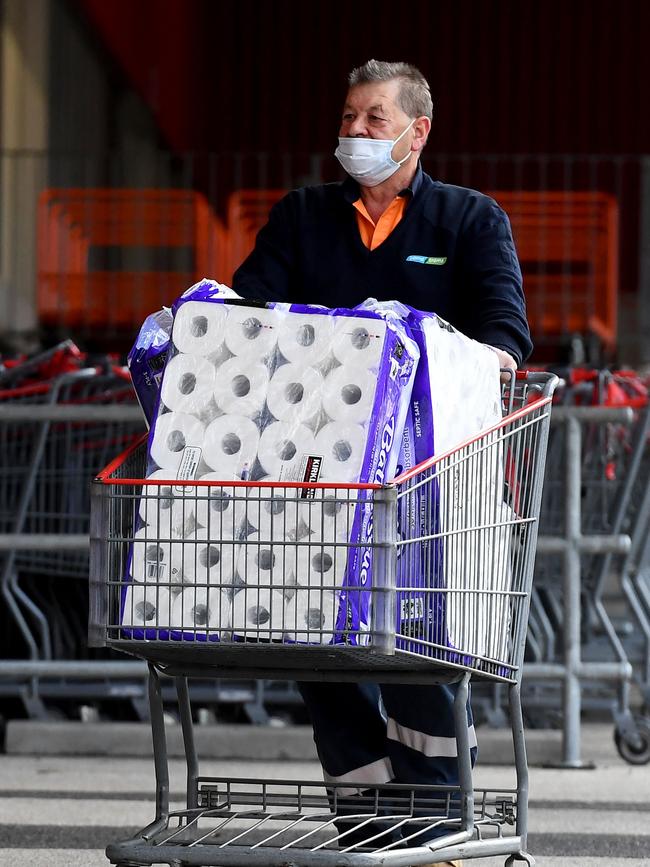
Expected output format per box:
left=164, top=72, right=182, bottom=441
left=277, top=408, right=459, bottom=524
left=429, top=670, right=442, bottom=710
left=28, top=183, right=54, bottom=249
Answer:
left=335, top=120, right=415, bottom=187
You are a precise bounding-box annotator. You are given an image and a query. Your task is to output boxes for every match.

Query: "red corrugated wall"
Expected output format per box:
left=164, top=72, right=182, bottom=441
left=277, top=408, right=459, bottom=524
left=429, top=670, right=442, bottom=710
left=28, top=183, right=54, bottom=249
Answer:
left=75, top=0, right=646, bottom=314
left=78, top=0, right=649, bottom=156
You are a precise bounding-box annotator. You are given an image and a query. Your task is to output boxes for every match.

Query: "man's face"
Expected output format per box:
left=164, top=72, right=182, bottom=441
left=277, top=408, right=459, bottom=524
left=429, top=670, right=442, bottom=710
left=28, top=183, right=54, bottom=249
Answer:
left=340, top=80, right=413, bottom=142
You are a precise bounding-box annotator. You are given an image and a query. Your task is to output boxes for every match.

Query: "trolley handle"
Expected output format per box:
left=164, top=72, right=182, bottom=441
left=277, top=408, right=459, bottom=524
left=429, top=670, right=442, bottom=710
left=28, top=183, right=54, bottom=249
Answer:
left=392, top=372, right=558, bottom=486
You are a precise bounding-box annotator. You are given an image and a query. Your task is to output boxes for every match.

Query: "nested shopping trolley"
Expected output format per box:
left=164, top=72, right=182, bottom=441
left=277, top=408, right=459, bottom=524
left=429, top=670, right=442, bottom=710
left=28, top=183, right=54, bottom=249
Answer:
left=90, top=370, right=558, bottom=867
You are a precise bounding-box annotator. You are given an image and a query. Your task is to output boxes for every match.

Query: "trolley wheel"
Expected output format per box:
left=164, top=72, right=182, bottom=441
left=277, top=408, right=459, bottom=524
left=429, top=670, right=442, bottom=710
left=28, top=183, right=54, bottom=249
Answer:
left=505, top=853, right=535, bottom=866
left=614, top=714, right=650, bottom=765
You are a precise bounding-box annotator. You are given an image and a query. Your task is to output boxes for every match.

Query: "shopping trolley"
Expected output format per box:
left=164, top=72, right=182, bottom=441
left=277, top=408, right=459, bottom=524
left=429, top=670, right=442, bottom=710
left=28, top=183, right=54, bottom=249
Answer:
left=523, top=367, right=650, bottom=760
left=0, top=362, right=144, bottom=715
left=90, top=371, right=558, bottom=866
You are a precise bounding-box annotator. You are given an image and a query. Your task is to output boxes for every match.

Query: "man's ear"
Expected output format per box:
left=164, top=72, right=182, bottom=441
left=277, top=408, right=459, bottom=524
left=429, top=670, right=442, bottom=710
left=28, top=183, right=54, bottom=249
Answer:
left=412, top=116, right=431, bottom=152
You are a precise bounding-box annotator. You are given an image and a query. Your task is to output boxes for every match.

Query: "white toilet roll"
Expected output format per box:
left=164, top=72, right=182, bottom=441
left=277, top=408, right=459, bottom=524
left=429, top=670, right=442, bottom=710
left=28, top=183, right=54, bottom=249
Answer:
left=300, top=495, right=357, bottom=542
left=231, top=587, right=286, bottom=639
left=257, top=421, right=315, bottom=478
left=150, top=412, right=205, bottom=471
left=315, top=422, right=366, bottom=482
left=202, top=414, right=260, bottom=477
left=160, top=353, right=216, bottom=415
left=181, top=528, right=239, bottom=587
left=138, top=470, right=196, bottom=536
left=322, top=365, right=377, bottom=425
left=243, top=479, right=307, bottom=540
left=194, top=473, right=246, bottom=536
left=172, top=300, right=228, bottom=355
left=236, top=534, right=291, bottom=591
left=277, top=314, right=335, bottom=365
left=213, top=356, right=269, bottom=417
left=121, top=584, right=173, bottom=628
left=130, top=527, right=187, bottom=585
left=288, top=541, right=348, bottom=589
left=171, top=586, right=231, bottom=633
left=224, top=306, right=279, bottom=357
left=284, top=588, right=338, bottom=643
left=331, top=318, right=386, bottom=369
left=266, top=364, right=324, bottom=424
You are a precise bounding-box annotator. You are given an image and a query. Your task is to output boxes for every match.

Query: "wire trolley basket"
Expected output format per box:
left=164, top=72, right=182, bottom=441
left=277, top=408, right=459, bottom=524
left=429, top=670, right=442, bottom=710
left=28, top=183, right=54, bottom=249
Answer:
left=90, top=370, right=558, bottom=867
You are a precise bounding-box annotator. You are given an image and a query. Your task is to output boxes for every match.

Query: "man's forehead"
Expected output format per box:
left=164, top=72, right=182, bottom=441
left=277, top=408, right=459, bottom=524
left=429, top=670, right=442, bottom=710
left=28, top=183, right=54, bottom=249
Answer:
left=344, top=81, right=401, bottom=111
left=343, top=99, right=392, bottom=114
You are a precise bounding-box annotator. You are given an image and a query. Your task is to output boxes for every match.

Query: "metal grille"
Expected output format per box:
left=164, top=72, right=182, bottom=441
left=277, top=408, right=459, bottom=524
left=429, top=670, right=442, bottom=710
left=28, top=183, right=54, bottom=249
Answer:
left=90, top=373, right=555, bottom=684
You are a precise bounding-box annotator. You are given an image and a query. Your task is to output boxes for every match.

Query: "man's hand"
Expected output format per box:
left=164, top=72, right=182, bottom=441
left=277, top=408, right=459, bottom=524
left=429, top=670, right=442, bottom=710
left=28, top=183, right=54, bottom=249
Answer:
left=485, top=345, right=517, bottom=381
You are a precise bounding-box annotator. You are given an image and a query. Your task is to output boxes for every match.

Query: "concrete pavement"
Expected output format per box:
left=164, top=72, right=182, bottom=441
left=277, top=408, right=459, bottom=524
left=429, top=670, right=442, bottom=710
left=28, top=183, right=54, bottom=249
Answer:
left=1, top=722, right=649, bottom=866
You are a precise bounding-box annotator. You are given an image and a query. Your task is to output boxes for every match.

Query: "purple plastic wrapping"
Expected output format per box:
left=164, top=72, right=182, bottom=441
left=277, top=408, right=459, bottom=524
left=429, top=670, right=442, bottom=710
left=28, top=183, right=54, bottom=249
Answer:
left=122, top=294, right=419, bottom=644
left=358, top=299, right=506, bottom=664
left=171, top=276, right=242, bottom=315
left=127, top=308, right=172, bottom=428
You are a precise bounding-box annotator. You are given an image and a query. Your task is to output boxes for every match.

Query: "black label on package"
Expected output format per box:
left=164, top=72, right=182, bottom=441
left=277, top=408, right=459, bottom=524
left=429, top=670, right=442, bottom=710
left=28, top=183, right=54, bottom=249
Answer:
left=226, top=298, right=269, bottom=309
left=299, top=454, right=323, bottom=497
left=149, top=351, right=167, bottom=373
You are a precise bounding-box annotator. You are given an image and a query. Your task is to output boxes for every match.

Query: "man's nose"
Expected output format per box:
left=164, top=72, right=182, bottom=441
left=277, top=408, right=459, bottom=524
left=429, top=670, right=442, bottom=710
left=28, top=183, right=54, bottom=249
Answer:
left=347, top=116, right=368, bottom=136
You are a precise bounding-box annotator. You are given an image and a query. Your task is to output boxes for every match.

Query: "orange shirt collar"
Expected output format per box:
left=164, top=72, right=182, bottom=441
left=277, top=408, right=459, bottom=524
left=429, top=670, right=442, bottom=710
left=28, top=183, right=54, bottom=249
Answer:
left=353, top=195, right=408, bottom=250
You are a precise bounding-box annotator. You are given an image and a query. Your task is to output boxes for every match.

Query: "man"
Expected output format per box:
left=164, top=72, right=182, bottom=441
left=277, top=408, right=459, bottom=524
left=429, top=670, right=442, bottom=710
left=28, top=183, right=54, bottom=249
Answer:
left=233, top=59, right=532, bottom=867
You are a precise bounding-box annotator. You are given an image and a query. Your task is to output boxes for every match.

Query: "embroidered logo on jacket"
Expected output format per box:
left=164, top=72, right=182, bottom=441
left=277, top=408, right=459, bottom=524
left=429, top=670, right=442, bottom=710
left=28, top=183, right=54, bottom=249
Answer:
left=406, top=255, right=447, bottom=265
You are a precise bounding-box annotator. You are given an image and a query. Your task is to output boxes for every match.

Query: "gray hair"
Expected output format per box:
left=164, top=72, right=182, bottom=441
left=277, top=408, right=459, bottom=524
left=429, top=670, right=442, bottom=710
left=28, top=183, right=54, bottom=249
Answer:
left=348, top=59, right=433, bottom=120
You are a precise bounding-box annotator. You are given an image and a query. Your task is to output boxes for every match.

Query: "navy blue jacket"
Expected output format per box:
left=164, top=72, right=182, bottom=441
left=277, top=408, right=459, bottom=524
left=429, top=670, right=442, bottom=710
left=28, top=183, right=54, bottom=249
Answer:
left=233, top=166, right=532, bottom=365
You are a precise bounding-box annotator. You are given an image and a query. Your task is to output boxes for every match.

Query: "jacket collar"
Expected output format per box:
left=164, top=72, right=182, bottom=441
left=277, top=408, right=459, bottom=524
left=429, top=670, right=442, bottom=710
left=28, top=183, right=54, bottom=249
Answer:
left=341, top=162, right=424, bottom=204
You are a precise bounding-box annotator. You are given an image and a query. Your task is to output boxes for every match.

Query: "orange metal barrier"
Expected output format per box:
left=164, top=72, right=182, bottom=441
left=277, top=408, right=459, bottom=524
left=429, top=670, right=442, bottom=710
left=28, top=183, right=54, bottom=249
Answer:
left=38, top=189, right=228, bottom=331
left=225, top=189, right=287, bottom=280
left=38, top=187, right=619, bottom=351
left=489, top=191, right=619, bottom=350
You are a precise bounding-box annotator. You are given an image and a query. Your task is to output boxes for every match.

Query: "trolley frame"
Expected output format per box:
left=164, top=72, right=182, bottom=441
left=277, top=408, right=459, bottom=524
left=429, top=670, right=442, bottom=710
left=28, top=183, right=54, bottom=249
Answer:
left=90, top=371, right=557, bottom=867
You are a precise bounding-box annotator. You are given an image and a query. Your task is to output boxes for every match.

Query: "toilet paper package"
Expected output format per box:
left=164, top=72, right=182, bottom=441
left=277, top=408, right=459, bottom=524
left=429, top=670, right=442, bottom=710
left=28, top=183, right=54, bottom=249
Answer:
left=395, top=305, right=506, bottom=664
left=124, top=294, right=420, bottom=645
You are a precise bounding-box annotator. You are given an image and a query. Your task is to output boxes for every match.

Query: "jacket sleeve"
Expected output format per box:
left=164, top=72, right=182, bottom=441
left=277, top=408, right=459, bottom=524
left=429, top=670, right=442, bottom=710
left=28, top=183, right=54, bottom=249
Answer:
left=231, top=195, right=297, bottom=303
left=455, top=197, right=533, bottom=366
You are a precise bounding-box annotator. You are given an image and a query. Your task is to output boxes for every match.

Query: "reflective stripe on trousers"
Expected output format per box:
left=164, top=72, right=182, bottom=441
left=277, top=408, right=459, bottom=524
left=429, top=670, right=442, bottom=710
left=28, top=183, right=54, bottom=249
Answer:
left=297, top=680, right=477, bottom=787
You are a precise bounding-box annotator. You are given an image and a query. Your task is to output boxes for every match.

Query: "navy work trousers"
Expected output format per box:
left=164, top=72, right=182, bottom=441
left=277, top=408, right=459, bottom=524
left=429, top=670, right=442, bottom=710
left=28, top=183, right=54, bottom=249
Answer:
left=297, top=680, right=478, bottom=846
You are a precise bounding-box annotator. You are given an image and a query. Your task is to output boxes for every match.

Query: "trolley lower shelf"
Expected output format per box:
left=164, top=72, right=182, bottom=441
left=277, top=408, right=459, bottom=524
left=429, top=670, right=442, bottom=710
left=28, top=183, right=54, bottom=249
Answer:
left=100, top=664, right=535, bottom=867
left=107, top=776, right=522, bottom=867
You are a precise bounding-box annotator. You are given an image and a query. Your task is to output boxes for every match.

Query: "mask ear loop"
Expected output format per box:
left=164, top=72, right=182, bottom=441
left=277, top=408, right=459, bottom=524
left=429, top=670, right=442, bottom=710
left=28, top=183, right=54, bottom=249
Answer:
left=392, top=119, right=416, bottom=165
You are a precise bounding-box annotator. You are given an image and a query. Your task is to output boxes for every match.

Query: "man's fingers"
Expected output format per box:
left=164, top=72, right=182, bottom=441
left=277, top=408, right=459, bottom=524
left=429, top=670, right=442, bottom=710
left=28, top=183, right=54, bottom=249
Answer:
left=483, top=344, right=517, bottom=383
left=486, top=345, right=517, bottom=371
